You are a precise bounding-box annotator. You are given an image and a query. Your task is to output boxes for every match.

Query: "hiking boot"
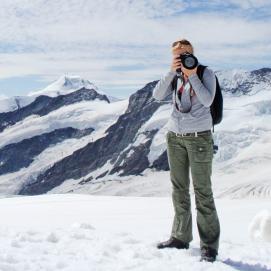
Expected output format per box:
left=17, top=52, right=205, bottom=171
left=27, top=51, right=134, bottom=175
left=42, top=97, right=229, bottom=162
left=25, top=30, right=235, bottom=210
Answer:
left=200, top=247, right=217, bottom=262
left=157, top=237, right=189, bottom=249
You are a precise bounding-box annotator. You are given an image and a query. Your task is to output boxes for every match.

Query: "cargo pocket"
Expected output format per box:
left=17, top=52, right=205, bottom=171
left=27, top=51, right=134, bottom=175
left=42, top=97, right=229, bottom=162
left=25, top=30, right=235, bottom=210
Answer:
left=194, top=144, right=213, bottom=163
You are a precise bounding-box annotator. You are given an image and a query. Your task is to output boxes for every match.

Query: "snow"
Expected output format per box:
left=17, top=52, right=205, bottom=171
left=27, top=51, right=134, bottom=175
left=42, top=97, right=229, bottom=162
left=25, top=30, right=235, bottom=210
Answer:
left=249, top=210, right=271, bottom=242
left=216, top=69, right=248, bottom=91
left=0, top=95, right=7, bottom=99
left=2, top=87, right=270, bottom=198
left=0, top=193, right=270, bottom=271
left=49, top=169, right=172, bottom=196
left=28, top=75, right=101, bottom=97
left=0, top=99, right=129, bottom=195
left=0, top=96, right=36, bottom=113
left=90, top=103, right=172, bottom=176
left=209, top=87, right=271, bottom=198
left=216, top=69, right=271, bottom=96
left=1, top=69, right=270, bottom=270
left=137, top=103, right=172, bottom=165
left=0, top=75, right=119, bottom=114
left=0, top=99, right=128, bottom=149
left=47, top=83, right=271, bottom=199
left=1, top=70, right=271, bottom=200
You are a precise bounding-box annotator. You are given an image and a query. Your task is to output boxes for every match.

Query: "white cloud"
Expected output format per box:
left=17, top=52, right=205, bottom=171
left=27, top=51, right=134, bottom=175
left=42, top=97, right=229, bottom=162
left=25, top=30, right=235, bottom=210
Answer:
left=0, top=0, right=270, bottom=96
left=228, top=0, right=271, bottom=9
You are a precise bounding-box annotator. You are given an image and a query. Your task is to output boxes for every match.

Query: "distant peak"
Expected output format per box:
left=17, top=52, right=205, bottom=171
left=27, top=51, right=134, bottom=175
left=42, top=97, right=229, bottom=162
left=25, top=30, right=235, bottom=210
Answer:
left=53, top=75, right=99, bottom=91
left=251, top=67, right=271, bottom=76
left=28, top=75, right=103, bottom=97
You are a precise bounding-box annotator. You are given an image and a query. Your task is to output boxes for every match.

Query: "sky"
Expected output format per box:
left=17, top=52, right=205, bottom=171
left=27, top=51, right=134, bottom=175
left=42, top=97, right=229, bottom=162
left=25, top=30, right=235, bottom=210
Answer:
left=0, top=0, right=270, bottom=99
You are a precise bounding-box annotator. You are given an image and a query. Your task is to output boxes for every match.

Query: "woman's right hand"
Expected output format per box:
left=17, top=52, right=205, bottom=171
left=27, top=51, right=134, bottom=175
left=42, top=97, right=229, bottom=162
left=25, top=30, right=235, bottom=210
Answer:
left=171, top=55, right=182, bottom=72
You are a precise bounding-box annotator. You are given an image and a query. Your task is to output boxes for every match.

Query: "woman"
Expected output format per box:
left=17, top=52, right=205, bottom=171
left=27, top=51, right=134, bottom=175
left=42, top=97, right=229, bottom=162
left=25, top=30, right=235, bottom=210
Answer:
left=152, top=39, right=220, bottom=262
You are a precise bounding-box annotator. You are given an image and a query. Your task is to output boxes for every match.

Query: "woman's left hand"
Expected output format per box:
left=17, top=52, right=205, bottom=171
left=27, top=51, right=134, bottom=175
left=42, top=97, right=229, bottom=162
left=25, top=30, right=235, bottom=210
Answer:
left=181, top=65, right=197, bottom=77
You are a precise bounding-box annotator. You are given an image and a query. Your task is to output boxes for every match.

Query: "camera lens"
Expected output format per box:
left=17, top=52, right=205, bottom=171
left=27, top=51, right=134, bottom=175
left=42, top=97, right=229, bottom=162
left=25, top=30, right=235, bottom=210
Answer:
left=184, top=56, right=197, bottom=69
left=179, top=53, right=198, bottom=70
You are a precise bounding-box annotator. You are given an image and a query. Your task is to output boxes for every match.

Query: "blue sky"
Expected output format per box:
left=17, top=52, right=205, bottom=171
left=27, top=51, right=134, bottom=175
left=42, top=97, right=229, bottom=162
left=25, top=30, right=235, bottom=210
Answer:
left=0, top=0, right=270, bottom=99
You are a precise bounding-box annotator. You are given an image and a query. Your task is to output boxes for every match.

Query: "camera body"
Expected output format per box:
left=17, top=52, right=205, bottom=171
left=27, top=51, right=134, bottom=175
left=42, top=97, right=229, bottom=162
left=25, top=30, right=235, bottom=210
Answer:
left=176, top=53, right=198, bottom=72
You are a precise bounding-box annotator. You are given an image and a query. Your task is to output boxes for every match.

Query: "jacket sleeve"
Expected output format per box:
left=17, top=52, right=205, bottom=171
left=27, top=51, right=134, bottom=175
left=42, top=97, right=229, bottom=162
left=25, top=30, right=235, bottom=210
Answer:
left=152, top=71, right=176, bottom=101
left=188, top=67, right=216, bottom=107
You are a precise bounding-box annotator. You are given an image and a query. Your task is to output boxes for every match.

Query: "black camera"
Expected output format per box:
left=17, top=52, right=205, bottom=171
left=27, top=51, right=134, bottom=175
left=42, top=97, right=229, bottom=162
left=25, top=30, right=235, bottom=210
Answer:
left=176, top=53, right=198, bottom=72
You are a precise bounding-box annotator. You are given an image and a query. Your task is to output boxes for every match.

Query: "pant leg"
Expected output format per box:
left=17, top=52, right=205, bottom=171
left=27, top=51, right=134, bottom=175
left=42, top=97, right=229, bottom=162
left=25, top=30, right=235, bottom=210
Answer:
left=186, top=133, right=220, bottom=251
left=166, top=131, right=192, bottom=243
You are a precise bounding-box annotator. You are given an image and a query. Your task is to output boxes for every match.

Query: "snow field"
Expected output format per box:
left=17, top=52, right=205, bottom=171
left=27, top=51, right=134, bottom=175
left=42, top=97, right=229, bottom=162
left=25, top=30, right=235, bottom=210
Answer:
left=0, top=194, right=270, bottom=271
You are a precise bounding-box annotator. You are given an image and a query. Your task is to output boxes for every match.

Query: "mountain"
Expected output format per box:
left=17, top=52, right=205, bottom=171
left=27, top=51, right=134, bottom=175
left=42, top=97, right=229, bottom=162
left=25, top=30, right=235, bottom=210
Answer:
left=0, top=127, right=94, bottom=175
left=28, top=75, right=100, bottom=97
left=28, top=75, right=120, bottom=103
left=216, top=67, right=271, bottom=95
left=0, top=68, right=270, bottom=198
left=0, top=95, right=36, bottom=113
left=0, top=75, right=119, bottom=114
left=18, top=81, right=160, bottom=195
left=0, top=88, right=110, bottom=133
left=0, top=75, right=127, bottom=195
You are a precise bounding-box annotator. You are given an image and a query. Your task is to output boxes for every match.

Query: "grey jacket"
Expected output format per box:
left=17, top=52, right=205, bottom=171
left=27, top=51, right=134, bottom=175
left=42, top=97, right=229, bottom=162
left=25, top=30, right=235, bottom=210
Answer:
left=152, top=67, right=216, bottom=133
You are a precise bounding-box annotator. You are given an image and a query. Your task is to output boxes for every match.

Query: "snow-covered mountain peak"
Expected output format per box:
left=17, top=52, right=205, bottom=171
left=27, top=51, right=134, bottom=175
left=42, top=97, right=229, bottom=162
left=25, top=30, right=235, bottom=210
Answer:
left=0, top=94, right=8, bottom=100
left=216, top=67, right=271, bottom=95
left=28, top=75, right=102, bottom=97
left=0, top=75, right=121, bottom=114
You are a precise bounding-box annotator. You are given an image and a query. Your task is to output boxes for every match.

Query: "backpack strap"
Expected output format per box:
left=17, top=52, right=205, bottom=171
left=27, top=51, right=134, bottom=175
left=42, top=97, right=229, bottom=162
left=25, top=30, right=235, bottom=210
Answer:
left=196, top=65, right=215, bottom=132
left=196, top=65, right=207, bottom=80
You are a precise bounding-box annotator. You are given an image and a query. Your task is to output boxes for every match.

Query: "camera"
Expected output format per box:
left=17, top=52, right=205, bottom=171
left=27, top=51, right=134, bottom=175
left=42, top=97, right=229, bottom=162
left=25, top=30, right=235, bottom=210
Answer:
left=176, top=53, right=198, bottom=72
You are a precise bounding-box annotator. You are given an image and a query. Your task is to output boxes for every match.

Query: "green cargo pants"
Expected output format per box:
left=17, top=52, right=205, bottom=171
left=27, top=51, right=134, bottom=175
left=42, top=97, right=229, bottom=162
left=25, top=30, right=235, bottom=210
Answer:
left=166, top=130, right=220, bottom=251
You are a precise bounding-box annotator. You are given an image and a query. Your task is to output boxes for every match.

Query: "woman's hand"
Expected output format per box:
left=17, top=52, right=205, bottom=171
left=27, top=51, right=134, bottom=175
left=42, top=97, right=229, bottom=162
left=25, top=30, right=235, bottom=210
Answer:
left=181, top=65, right=197, bottom=77
left=171, top=54, right=198, bottom=77
left=171, top=55, right=182, bottom=72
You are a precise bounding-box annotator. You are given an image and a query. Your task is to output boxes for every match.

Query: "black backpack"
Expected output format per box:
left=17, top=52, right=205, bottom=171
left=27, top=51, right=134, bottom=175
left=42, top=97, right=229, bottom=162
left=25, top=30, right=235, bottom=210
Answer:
left=171, top=65, right=223, bottom=129
left=197, top=65, right=223, bottom=127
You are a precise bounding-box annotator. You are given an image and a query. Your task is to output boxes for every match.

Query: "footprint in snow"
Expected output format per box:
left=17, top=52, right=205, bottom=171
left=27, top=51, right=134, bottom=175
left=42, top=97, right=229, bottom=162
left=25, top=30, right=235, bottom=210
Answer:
left=46, top=232, right=59, bottom=243
left=71, top=222, right=95, bottom=230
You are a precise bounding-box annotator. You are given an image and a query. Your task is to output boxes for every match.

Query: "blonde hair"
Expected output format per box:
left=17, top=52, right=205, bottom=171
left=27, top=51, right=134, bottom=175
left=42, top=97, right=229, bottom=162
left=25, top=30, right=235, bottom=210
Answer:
left=172, top=39, right=194, bottom=54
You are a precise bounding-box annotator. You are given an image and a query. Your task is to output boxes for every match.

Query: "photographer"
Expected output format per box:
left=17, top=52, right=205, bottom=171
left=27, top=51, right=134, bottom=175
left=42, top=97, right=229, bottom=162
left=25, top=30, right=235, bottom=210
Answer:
left=153, top=39, right=220, bottom=262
